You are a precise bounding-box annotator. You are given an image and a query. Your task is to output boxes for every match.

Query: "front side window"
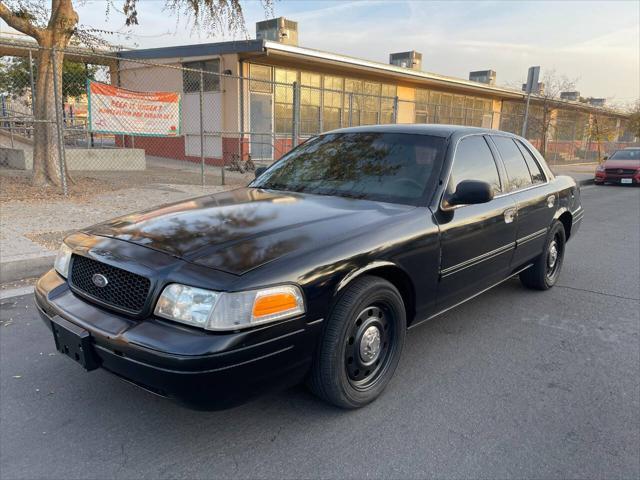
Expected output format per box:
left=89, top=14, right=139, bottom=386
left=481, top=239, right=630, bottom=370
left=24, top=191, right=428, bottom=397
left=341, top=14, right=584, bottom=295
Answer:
left=449, top=136, right=501, bottom=194
left=492, top=136, right=533, bottom=191
left=182, top=60, right=220, bottom=93
left=252, top=133, right=446, bottom=205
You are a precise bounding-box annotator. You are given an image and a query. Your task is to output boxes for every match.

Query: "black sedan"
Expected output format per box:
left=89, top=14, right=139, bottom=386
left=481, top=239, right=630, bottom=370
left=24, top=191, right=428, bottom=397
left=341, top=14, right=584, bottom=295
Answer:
left=35, top=125, right=584, bottom=410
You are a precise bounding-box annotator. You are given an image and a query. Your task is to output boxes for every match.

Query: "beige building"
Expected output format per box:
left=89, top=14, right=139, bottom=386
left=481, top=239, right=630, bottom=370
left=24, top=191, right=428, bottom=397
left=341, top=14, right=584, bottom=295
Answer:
left=115, top=18, right=635, bottom=165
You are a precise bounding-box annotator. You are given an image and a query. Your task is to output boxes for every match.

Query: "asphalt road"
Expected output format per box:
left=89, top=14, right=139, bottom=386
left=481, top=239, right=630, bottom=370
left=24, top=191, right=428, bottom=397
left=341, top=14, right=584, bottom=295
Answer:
left=1, top=185, right=638, bottom=480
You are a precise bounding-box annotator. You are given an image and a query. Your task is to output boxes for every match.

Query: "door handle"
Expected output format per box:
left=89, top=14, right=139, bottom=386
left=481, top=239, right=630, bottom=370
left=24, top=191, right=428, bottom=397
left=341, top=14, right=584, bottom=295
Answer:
left=504, top=207, right=516, bottom=224
left=547, top=195, right=556, bottom=208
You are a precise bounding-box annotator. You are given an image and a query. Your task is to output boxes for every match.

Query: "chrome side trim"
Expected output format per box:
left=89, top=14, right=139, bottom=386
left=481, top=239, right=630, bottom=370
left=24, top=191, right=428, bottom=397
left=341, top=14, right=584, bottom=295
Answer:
left=516, top=227, right=548, bottom=246
left=409, top=264, right=533, bottom=330
left=493, top=181, right=550, bottom=199
left=440, top=242, right=516, bottom=278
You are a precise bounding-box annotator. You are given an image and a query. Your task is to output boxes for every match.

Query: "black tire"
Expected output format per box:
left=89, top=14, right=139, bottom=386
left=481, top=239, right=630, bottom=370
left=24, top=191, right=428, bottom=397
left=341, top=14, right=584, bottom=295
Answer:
left=308, top=276, right=406, bottom=409
left=520, top=220, right=566, bottom=290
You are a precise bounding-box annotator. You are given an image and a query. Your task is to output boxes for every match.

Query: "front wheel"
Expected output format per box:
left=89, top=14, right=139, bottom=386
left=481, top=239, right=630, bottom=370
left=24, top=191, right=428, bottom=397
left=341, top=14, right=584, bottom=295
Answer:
left=520, top=220, right=566, bottom=290
left=308, top=276, right=406, bottom=409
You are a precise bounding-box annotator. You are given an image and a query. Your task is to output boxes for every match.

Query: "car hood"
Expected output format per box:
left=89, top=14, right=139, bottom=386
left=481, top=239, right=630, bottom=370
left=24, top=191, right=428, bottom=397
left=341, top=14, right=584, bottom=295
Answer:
left=85, top=187, right=413, bottom=275
left=603, top=159, right=640, bottom=169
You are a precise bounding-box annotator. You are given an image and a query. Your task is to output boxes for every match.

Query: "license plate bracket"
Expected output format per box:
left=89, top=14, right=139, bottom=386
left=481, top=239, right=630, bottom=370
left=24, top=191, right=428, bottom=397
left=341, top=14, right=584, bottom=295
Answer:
left=50, top=316, right=99, bottom=371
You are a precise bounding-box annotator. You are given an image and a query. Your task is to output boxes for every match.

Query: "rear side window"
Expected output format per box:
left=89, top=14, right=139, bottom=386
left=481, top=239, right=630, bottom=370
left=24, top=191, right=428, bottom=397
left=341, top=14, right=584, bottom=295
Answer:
left=450, top=136, right=501, bottom=194
left=515, top=140, right=546, bottom=184
left=492, top=136, right=533, bottom=191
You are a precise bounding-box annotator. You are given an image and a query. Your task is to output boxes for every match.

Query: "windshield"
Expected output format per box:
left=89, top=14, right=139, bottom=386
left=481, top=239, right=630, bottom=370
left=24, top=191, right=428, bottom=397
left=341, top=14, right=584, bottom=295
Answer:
left=251, top=132, right=446, bottom=205
left=610, top=149, right=640, bottom=160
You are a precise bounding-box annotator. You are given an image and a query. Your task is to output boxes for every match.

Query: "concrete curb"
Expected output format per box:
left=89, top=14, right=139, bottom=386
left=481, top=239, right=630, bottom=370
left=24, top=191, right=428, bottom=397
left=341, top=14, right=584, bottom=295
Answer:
left=0, top=255, right=55, bottom=284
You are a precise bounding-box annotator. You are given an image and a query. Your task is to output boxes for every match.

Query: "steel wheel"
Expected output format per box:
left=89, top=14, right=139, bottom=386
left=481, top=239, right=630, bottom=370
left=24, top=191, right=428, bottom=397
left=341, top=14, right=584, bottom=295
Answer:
left=545, top=234, right=563, bottom=281
left=344, top=305, right=395, bottom=390
left=308, top=275, right=406, bottom=408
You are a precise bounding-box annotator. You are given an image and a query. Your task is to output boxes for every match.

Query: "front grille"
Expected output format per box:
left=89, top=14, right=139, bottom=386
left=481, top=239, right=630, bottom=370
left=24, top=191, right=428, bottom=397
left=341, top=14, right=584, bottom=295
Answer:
left=605, top=168, right=636, bottom=175
left=70, top=255, right=151, bottom=314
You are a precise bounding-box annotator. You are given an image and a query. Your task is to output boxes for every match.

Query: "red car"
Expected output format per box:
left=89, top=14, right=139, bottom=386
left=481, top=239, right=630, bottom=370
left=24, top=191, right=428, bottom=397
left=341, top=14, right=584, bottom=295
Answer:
left=595, top=148, right=640, bottom=185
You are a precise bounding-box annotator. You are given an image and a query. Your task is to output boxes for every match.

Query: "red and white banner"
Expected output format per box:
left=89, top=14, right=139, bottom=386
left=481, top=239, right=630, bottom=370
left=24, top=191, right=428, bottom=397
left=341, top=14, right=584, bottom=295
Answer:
left=87, top=81, right=181, bottom=136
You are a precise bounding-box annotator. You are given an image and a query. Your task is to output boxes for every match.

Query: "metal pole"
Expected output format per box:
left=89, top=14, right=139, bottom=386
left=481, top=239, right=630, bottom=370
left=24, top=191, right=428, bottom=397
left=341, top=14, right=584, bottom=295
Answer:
left=291, top=81, right=301, bottom=147
left=348, top=93, right=354, bottom=127
left=521, top=91, right=532, bottom=138
left=9, top=119, right=14, bottom=148
left=392, top=96, right=399, bottom=124
left=28, top=50, right=36, bottom=117
left=199, top=69, right=205, bottom=188
left=51, top=48, right=68, bottom=196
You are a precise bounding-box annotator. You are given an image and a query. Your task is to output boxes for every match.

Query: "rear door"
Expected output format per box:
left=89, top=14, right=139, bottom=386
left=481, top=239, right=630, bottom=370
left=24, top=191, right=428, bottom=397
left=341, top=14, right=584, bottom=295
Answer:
left=435, top=134, right=518, bottom=310
left=489, top=135, right=556, bottom=267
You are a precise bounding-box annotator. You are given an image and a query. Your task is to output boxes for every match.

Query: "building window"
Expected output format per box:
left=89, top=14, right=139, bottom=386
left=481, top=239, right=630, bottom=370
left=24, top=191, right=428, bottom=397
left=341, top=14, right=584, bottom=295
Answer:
left=323, top=75, right=343, bottom=131
left=380, top=84, right=397, bottom=124
left=182, top=59, right=220, bottom=92
left=249, top=64, right=272, bottom=93
left=274, top=68, right=297, bottom=134
left=344, top=78, right=363, bottom=126
left=416, top=88, right=493, bottom=127
left=415, top=89, right=431, bottom=123
left=300, top=72, right=321, bottom=135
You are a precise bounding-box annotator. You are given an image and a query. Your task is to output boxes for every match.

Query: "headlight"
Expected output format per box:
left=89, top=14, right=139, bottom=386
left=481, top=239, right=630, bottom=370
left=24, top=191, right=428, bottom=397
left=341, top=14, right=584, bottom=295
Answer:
left=596, top=165, right=605, bottom=172
left=54, top=243, right=73, bottom=278
left=154, top=284, right=305, bottom=331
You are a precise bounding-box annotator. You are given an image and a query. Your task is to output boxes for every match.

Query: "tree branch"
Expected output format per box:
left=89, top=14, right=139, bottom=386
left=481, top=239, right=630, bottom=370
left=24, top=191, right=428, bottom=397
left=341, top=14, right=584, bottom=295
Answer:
left=0, top=2, right=44, bottom=41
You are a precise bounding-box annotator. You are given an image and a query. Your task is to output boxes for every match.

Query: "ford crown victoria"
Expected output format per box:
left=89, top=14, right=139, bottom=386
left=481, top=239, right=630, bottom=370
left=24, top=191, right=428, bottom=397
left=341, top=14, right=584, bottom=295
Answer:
left=35, top=125, right=583, bottom=410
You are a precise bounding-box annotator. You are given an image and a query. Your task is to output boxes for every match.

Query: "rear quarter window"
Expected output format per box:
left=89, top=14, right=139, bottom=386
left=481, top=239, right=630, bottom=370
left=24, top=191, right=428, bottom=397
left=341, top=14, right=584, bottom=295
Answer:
left=515, top=140, right=546, bottom=184
left=492, top=136, right=533, bottom=191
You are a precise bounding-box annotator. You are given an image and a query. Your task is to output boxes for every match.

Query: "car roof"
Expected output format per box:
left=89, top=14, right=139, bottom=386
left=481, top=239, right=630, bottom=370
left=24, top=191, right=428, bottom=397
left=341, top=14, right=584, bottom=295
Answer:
left=323, top=123, right=507, bottom=138
left=622, top=147, right=640, bottom=150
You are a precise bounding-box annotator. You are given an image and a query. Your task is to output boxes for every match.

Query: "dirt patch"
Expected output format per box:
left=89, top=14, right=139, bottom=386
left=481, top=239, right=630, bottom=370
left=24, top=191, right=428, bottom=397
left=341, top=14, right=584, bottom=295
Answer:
left=0, top=174, right=121, bottom=203
left=0, top=166, right=247, bottom=204
left=24, top=230, right=77, bottom=252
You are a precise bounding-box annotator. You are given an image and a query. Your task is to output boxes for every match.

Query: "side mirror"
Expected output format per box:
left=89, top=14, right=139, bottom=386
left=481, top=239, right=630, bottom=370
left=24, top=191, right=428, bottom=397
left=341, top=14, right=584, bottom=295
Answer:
left=255, top=166, right=268, bottom=179
left=447, top=180, right=494, bottom=207
left=602, top=155, right=608, bottom=161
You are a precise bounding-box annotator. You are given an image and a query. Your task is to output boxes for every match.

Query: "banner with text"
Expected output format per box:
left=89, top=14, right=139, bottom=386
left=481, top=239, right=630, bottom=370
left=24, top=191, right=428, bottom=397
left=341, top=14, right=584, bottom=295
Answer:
left=88, top=81, right=181, bottom=136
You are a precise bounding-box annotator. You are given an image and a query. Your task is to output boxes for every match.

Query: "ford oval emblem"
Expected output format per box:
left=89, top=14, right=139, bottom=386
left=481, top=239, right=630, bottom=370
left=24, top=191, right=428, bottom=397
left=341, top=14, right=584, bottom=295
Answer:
left=92, top=273, right=109, bottom=288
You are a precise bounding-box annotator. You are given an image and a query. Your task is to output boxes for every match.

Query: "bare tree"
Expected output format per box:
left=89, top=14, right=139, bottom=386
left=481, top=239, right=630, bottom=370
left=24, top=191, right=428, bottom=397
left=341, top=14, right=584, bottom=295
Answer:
left=526, top=70, right=576, bottom=157
left=589, top=111, right=619, bottom=161
left=0, top=0, right=270, bottom=187
left=627, top=99, right=640, bottom=141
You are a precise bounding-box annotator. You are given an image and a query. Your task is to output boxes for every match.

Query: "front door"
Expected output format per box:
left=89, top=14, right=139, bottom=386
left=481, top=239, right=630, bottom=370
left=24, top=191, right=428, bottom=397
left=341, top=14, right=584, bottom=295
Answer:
left=435, top=135, right=518, bottom=310
left=249, top=92, right=273, bottom=161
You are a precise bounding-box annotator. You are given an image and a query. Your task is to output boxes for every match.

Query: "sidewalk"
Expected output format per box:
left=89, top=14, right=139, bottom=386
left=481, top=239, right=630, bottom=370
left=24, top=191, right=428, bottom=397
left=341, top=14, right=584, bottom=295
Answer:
left=550, top=162, right=597, bottom=186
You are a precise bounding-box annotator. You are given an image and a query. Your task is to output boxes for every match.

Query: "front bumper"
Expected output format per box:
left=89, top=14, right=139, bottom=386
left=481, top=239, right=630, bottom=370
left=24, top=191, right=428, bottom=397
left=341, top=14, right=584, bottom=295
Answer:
left=594, top=172, right=640, bottom=184
left=35, top=269, right=323, bottom=410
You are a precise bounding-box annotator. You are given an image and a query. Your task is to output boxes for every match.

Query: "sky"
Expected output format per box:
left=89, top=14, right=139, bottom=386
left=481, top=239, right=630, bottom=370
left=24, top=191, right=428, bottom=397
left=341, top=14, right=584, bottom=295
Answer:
left=1, top=0, right=639, bottom=105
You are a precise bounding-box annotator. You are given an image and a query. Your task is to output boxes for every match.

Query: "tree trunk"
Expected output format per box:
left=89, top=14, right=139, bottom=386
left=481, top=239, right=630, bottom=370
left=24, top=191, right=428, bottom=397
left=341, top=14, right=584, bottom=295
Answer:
left=1, top=0, right=78, bottom=186
left=30, top=0, right=78, bottom=187
left=32, top=40, right=65, bottom=186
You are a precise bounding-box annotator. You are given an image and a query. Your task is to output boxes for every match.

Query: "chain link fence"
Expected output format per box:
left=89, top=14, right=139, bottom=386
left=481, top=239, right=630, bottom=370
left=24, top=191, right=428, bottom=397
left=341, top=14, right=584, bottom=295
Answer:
left=1, top=44, right=637, bottom=197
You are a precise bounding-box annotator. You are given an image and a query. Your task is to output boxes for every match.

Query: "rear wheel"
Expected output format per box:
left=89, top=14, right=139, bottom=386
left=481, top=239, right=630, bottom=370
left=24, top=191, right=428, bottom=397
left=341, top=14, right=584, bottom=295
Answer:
left=520, top=220, right=566, bottom=290
left=308, top=276, right=406, bottom=409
